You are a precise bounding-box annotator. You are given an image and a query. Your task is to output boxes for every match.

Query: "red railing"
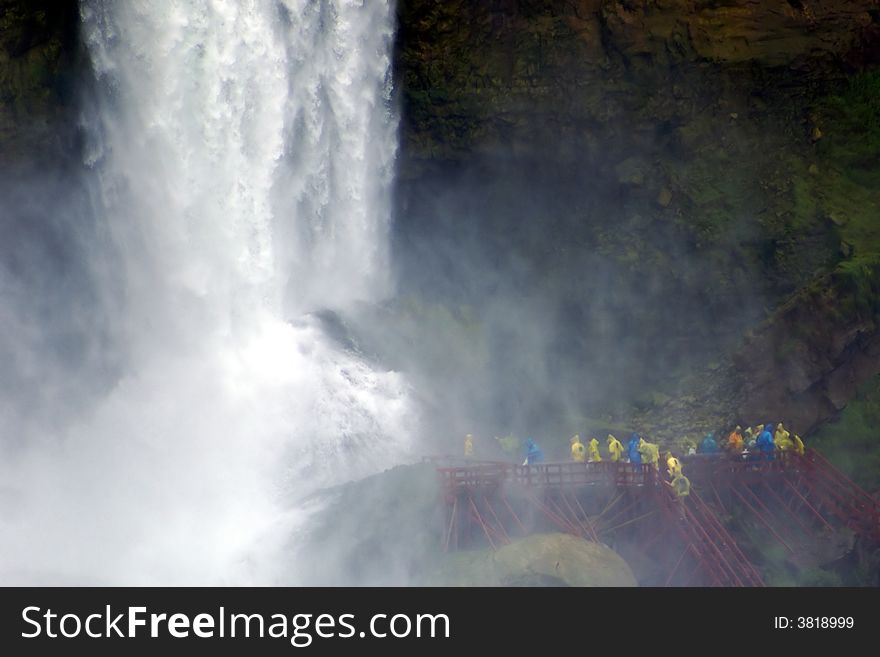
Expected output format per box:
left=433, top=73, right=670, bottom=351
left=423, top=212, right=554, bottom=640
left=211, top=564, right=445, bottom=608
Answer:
left=437, top=460, right=657, bottom=492
left=435, top=447, right=880, bottom=586
left=796, top=449, right=880, bottom=542
left=645, top=468, right=764, bottom=586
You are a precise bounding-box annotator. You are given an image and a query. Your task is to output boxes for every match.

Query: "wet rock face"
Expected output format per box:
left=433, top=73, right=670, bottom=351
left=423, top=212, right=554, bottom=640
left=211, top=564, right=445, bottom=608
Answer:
left=735, top=278, right=880, bottom=432
left=0, top=0, right=80, bottom=170
left=394, top=0, right=880, bottom=436
left=396, top=0, right=877, bottom=167
left=603, top=0, right=873, bottom=66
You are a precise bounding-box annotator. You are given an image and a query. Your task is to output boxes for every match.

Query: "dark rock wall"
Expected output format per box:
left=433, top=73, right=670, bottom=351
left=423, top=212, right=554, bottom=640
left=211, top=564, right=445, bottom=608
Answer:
left=0, top=0, right=80, bottom=171
left=394, top=0, right=880, bottom=439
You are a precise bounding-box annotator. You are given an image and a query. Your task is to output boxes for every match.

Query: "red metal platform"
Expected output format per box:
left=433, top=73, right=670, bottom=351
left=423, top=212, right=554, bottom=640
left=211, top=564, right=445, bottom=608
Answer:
left=435, top=450, right=880, bottom=586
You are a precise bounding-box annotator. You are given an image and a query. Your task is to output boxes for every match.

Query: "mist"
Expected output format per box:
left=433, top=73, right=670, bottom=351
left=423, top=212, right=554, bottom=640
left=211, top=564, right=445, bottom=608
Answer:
left=0, top=0, right=417, bottom=585
left=356, top=146, right=769, bottom=458
left=1, top=0, right=873, bottom=588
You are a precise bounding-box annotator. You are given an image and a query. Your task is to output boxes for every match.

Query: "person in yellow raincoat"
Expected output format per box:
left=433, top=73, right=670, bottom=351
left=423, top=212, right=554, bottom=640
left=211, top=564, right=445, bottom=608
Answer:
left=774, top=423, right=793, bottom=452
left=588, top=437, right=602, bottom=462
left=647, top=441, right=661, bottom=469
left=570, top=435, right=586, bottom=462
left=607, top=434, right=624, bottom=462
left=793, top=434, right=805, bottom=456
left=464, top=434, right=474, bottom=457
left=666, top=451, right=682, bottom=478
left=671, top=472, right=690, bottom=498
left=639, top=438, right=660, bottom=470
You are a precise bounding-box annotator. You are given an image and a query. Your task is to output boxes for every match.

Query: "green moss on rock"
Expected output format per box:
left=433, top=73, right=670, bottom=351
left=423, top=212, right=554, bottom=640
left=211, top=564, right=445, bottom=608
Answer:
left=810, top=373, right=880, bottom=491
left=425, top=533, right=638, bottom=587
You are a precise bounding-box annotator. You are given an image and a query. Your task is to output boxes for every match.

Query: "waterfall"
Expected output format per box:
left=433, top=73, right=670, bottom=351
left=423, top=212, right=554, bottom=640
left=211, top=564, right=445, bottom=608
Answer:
left=0, top=0, right=413, bottom=585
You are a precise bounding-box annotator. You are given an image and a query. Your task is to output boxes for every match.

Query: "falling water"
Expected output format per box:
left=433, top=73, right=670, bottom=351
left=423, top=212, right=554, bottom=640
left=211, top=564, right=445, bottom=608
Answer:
left=0, top=0, right=413, bottom=584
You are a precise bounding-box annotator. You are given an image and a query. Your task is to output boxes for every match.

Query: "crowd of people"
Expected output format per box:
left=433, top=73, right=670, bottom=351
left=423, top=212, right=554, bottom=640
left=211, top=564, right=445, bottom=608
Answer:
left=463, top=421, right=807, bottom=501
left=687, top=423, right=805, bottom=460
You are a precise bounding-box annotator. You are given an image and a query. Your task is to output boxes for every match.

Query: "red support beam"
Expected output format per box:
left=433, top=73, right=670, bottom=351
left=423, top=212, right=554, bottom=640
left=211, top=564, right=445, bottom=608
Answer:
left=468, top=495, right=498, bottom=550
left=761, top=481, right=816, bottom=536
left=665, top=544, right=693, bottom=587
left=690, top=490, right=764, bottom=586
left=741, top=484, right=800, bottom=546
left=570, top=492, right=601, bottom=543
left=482, top=496, right=511, bottom=545
left=500, top=495, right=527, bottom=535
left=731, top=487, right=794, bottom=554
left=664, top=489, right=746, bottom=587
left=444, top=496, right=457, bottom=552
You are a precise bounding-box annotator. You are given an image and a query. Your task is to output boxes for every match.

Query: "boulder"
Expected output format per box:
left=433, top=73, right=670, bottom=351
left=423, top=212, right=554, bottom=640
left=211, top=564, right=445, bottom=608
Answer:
left=427, top=533, right=638, bottom=587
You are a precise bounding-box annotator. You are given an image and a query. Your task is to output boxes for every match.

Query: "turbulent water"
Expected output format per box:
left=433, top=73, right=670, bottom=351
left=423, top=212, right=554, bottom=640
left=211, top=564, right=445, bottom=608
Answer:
left=0, top=0, right=414, bottom=584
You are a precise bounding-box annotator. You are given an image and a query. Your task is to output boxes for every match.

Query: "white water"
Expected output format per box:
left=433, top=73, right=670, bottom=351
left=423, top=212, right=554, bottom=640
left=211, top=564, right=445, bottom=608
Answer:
left=0, top=0, right=413, bottom=584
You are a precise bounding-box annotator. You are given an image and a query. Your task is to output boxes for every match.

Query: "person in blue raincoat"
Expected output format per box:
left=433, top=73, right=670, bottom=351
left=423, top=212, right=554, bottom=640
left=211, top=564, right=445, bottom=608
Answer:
left=699, top=432, right=719, bottom=454
left=627, top=433, right=642, bottom=465
left=524, top=438, right=544, bottom=465
left=756, top=423, right=775, bottom=460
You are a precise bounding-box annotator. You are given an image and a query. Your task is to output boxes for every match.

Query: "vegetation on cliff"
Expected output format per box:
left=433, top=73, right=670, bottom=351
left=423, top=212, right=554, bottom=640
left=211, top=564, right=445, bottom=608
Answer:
left=392, top=1, right=880, bottom=492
